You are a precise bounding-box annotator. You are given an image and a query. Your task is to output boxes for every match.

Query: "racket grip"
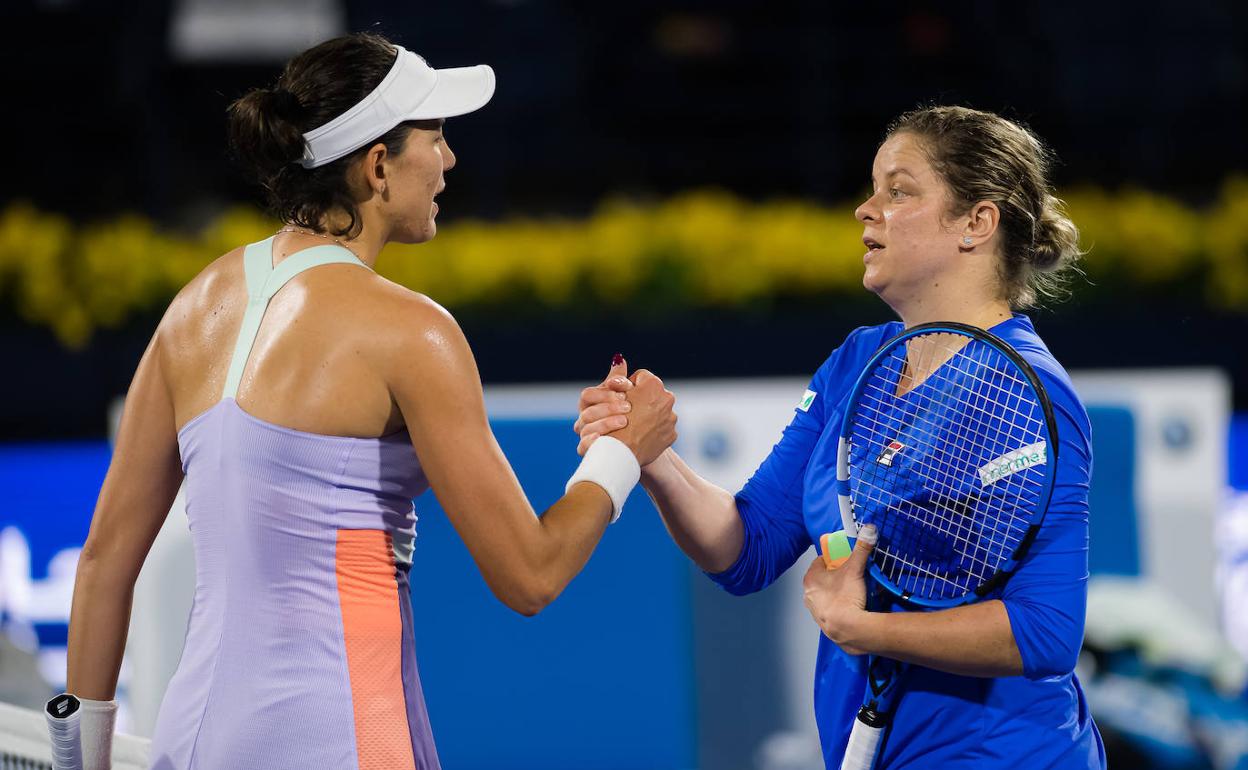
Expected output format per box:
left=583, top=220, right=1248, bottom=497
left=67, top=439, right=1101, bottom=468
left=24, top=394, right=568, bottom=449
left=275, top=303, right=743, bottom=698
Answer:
left=839, top=714, right=884, bottom=770
left=45, top=693, right=84, bottom=770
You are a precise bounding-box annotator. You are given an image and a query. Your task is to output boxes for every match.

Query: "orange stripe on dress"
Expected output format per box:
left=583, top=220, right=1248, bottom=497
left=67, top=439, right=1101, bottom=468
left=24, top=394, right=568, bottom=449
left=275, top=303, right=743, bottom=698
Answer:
left=336, top=529, right=416, bottom=770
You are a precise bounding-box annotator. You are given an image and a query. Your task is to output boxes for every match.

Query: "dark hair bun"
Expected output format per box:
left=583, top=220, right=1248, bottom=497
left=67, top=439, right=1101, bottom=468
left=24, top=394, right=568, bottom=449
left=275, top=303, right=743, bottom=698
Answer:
left=268, top=88, right=305, bottom=122
left=227, top=87, right=309, bottom=179
left=226, top=33, right=407, bottom=239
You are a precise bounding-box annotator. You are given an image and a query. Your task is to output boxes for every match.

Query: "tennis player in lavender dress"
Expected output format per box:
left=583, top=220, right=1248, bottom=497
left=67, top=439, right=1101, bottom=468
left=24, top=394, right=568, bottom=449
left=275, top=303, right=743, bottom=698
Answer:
left=53, top=33, right=676, bottom=770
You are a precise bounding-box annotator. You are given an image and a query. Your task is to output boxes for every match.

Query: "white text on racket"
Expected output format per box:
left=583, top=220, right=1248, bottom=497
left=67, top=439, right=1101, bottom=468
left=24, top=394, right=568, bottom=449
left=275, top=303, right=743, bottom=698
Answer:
left=977, top=441, right=1047, bottom=487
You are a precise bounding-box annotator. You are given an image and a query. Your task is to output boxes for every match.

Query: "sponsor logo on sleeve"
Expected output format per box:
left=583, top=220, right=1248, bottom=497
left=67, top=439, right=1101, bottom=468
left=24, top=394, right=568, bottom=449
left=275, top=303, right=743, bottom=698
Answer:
left=797, top=389, right=817, bottom=412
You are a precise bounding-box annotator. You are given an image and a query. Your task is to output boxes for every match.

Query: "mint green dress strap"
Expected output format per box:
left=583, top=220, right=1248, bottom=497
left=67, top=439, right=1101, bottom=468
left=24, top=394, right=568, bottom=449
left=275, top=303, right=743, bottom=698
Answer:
left=220, top=238, right=368, bottom=400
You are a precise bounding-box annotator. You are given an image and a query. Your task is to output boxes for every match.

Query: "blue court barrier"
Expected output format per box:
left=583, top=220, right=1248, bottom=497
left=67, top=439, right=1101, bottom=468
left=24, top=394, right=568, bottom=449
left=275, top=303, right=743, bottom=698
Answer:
left=0, top=423, right=698, bottom=769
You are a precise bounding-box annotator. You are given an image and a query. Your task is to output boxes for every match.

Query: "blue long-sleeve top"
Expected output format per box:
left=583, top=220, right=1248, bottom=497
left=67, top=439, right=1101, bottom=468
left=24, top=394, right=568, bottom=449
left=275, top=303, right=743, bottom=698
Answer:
left=709, top=315, right=1106, bottom=769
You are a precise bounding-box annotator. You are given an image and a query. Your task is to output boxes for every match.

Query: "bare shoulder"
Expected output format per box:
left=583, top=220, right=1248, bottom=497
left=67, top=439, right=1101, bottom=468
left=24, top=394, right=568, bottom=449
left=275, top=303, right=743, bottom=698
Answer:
left=158, top=247, right=246, bottom=337
left=364, top=279, right=467, bottom=351
left=151, top=247, right=247, bottom=387
left=357, top=279, right=479, bottom=386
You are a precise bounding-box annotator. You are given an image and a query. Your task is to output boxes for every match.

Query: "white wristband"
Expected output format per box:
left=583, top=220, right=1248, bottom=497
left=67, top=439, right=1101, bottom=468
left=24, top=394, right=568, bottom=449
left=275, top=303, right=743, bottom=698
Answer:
left=565, top=435, right=641, bottom=523
left=78, top=697, right=117, bottom=770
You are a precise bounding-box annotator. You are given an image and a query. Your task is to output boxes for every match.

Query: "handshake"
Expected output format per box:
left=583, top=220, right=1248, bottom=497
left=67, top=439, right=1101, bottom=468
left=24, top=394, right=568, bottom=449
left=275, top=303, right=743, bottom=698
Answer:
left=573, top=354, right=679, bottom=469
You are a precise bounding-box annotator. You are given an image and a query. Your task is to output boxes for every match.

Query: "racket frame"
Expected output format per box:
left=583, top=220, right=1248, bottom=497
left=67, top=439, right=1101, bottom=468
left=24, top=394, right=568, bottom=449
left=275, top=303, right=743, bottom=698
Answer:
left=835, top=321, right=1059, bottom=608
left=831, top=321, right=1061, bottom=770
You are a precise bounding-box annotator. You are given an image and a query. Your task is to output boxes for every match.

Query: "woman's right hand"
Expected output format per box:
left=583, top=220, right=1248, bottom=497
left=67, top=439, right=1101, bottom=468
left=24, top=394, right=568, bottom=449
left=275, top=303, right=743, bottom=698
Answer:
left=575, top=356, right=676, bottom=465
left=614, top=369, right=678, bottom=466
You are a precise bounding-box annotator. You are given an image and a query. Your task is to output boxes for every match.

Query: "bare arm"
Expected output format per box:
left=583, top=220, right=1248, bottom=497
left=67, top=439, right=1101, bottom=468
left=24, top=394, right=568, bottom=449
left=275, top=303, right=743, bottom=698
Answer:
left=849, top=601, right=1021, bottom=677
left=387, top=301, right=675, bottom=616
left=66, top=331, right=184, bottom=700
left=576, top=369, right=743, bottom=573
left=801, top=534, right=1023, bottom=677
left=635, top=450, right=743, bottom=573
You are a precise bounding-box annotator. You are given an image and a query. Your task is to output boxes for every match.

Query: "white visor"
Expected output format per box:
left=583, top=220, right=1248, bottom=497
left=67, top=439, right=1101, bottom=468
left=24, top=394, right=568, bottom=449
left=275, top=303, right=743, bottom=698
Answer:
left=300, top=46, right=495, bottom=168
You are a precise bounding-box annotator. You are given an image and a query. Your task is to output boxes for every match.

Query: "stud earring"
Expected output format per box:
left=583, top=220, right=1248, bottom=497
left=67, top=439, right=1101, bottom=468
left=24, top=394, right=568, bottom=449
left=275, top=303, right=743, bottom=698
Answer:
left=962, top=236, right=972, bottom=245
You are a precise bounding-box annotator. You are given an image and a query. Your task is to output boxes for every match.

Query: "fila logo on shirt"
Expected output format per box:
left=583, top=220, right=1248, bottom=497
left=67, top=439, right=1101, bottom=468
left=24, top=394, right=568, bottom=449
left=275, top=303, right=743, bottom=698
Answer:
left=876, top=440, right=905, bottom=466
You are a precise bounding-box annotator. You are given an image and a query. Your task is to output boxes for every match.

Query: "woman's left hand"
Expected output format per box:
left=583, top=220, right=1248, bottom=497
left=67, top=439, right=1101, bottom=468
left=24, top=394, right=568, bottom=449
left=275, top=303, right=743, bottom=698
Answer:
left=802, top=525, right=877, bottom=656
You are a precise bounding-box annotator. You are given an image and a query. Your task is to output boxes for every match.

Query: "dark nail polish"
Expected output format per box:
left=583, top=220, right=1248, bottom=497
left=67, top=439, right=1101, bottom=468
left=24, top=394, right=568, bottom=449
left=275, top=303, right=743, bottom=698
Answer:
left=612, top=353, right=625, bottom=367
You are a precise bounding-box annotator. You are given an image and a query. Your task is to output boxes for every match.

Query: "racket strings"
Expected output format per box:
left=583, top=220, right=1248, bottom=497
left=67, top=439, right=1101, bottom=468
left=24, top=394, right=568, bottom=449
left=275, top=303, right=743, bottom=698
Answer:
left=863, top=387, right=1037, bottom=586
left=850, top=418, right=1030, bottom=563
left=877, top=342, right=999, bottom=594
left=861, top=357, right=1046, bottom=463
left=855, top=445, right=1019, bottom=594
left=899, top=355, right=1040, bottom=558
left=858, top=366, right=1043, bottom=546
left=855, top=387, right=1044, bottom=503
left=877, top=368, right=1038, bottom=568
left=853, top=453, right=1025, bottom=590
left=848, top=335, right=1048, bottom=601
left=863, top=371, right=1045, bottom=440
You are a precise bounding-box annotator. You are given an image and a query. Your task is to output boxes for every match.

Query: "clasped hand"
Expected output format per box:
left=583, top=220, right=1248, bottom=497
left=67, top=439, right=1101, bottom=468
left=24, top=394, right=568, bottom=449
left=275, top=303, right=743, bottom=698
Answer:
left=574, top=356, right=677, bottom=466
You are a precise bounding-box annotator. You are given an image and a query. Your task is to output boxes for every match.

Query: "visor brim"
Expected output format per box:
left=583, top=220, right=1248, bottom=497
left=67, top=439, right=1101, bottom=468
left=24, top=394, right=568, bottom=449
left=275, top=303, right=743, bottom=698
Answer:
left=406, top=64, right=496, bottom=121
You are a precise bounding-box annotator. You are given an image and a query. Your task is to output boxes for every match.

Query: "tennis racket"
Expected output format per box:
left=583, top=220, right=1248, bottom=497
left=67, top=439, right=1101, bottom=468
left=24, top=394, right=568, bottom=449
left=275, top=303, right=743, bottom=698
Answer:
left=833, top=321, right=1059, bottom=770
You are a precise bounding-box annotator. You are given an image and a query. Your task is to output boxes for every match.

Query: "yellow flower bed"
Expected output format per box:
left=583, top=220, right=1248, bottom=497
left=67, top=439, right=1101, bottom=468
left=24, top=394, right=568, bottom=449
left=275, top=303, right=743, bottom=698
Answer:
left=1, top=181, right=1245, bottom=348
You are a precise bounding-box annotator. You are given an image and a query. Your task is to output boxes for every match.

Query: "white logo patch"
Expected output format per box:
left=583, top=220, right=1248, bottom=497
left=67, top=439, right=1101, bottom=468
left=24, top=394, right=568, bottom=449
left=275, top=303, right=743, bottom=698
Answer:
left=876, top=440, right=905, bottom=466
left=978, top=441, right=1047, bottom=487
left=797, top=389, right=817, bottom=412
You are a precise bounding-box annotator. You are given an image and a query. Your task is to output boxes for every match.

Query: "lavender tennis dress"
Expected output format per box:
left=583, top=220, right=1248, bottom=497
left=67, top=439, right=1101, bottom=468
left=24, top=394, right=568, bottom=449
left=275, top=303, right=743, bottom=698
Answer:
left=148, top=238, right=439, bottom=770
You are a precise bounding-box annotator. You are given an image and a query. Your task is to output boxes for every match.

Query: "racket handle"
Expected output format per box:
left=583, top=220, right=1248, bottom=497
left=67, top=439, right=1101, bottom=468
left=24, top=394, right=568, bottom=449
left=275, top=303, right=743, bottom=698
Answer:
left=839, top=710, right=885, bottom=770
left=45, top=693, right=84, bottom=770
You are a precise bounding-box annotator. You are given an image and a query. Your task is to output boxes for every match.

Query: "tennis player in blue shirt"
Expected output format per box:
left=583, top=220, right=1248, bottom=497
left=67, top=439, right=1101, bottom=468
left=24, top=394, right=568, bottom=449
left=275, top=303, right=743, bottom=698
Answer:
left=577, top=106, right=1106, bottom=768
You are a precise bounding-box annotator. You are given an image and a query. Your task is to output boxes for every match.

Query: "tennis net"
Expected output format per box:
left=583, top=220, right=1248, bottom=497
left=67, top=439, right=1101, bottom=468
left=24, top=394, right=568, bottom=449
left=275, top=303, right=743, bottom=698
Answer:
left=0, top=700, right=149, bottom=770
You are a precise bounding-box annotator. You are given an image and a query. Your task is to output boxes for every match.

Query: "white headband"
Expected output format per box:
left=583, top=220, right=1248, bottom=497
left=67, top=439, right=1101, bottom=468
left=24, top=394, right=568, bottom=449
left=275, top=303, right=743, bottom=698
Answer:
left=300, top=46, right=495, bottom=169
